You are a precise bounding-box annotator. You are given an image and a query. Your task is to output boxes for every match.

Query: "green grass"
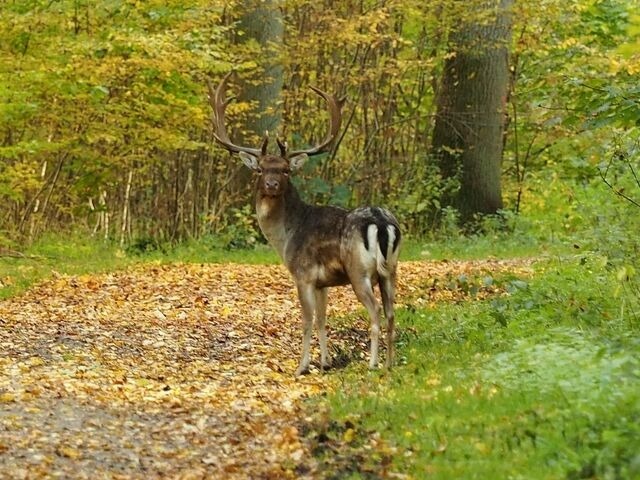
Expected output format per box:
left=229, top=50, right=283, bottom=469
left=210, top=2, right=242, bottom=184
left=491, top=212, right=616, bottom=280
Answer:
left=0, top=231, right=551, bottom=301
left=137, top=238, right=280, bottom=264
left=0, top=235, right=133, bottom=299
left=317, top=256, right=640, bottom=479
left=2, top=223, right=639, bottom=479
left=0, top=234, right=279, bottom=299
left=400, top=233, right=557, bottom=261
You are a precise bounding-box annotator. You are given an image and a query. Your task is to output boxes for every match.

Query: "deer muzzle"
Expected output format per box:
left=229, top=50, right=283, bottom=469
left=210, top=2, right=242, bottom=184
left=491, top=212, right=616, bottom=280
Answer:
left=262, top=175, right=282, bottom=196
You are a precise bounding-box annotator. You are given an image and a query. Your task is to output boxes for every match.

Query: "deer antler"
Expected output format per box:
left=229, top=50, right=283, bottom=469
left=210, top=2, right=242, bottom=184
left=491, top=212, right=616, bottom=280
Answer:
left=208, top=73, right=345, bottom=158
left=287, top=86, right=346, bottom=158
left=276, top=137, right=288, bottom=157
left=207, top=72, right=266, bottom=156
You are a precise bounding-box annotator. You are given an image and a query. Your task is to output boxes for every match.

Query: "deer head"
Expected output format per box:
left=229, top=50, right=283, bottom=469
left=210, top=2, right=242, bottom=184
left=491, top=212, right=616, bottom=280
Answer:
left=207, top=73, right=345, bottom=197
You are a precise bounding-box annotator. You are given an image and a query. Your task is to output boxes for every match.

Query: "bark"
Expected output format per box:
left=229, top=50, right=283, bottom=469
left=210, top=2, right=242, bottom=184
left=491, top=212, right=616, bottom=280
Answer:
left=120, top=170, right=133, bottom=247
left=432, top=0, right=513, bottom=224
left=219, top=0, right=284, bottom=199
left=232, top=0, right=284, bottom=190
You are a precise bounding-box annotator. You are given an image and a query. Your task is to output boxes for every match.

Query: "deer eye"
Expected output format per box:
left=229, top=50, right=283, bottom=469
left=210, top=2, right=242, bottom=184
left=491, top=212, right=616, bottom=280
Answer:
left=256, top=167, right=263, bottom=175
left=283, top=170, right=290, bottom=177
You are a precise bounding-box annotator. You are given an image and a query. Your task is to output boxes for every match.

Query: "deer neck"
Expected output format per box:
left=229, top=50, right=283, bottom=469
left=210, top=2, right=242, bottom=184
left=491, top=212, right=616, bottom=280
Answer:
left=255, top=184, right=306, bottom=259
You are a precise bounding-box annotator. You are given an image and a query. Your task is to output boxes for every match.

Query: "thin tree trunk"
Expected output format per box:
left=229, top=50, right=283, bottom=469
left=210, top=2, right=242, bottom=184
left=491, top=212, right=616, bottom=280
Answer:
left=171, top=155, right=181, bottom=241
left=37, top=154, right=65, bottom=235
left=120, top=169, right=133, bottom=247
left=102, top=190, right=110, bottom=241
left=204, top=153, right=213, bottom=232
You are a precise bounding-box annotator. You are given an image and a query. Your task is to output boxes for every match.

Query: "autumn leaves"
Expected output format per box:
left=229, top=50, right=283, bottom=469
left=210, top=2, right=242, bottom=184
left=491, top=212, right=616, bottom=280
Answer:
left=0, top=259, right=530, bottom=477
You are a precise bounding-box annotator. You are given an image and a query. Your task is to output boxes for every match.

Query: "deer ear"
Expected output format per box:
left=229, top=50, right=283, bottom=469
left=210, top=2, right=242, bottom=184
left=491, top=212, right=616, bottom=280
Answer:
left=289, top=153, right=308, bottom=172
left=239, top=152, right=260, bottom=171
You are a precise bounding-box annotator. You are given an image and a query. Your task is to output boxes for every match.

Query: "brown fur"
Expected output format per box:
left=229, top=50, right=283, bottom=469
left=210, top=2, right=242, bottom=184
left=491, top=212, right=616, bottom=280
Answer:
left=208, top=75, right=400, bottom=374
left=248, top=154, right=401, bottom=375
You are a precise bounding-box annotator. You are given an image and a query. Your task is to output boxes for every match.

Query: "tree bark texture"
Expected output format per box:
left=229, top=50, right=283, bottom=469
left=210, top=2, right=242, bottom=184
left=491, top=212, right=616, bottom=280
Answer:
left=236, top=0, right=284, bottom=141
left=229, top=0, right=284, bottom=194
left=432, top=0, right=513, bottom=223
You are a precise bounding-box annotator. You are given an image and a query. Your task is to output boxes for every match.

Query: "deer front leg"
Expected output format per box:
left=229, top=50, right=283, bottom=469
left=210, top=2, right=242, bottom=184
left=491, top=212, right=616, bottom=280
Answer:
left=295, top=282, right=316, bottom=376
left=315, top=287, right=331, bottom=370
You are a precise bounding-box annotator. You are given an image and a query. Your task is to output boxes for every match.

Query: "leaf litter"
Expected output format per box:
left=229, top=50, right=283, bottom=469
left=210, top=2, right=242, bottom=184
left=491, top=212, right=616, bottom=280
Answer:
left=0, top=258, right=532, bottom=479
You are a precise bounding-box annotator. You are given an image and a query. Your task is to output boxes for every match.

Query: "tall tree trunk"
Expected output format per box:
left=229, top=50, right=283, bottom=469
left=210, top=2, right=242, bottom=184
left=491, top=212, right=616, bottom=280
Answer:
left=231, top=0, right=284, bottom=190
left=237, top=0, right=283, bottom=139
left=432, top=0, right=513, bottom=224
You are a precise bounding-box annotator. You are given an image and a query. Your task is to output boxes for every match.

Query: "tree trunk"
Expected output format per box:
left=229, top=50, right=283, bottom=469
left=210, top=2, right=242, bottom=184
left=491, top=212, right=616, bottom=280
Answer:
left=231, top=0, right=284, bottom=190
left=431, top=0, right=513, bottom=224
left=120, top=169, right=133, bottom=247
left=236, top=0, right=283, bottom=139
left=224, top=0, right=284, bottom=203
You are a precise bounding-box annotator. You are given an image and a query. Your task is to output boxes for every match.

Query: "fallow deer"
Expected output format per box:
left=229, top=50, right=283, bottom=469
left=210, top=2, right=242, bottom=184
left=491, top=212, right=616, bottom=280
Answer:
left=208, top=73, right=401, bottom=375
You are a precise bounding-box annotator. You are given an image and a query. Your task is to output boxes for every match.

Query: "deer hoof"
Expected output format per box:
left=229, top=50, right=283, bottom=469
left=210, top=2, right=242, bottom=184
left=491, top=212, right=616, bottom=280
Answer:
left=295, top=365, right=311, bottom=376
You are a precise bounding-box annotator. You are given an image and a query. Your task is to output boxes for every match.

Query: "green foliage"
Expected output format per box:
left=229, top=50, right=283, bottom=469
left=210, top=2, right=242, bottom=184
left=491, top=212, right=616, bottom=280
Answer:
left=386, top=159, right=460, bottom=235
left=2, top=4, right=640, bottom=477
left=125, top=236, right=167, bottom=256
left=324, top=253, right=639, bottom=479
left=215, top=204, right=264, bottom=250
left=0, top=0, right=233, bottom=241
left=1, top=0, right=638, bottom=242
left=0, top=234, right=132, bottom=299
left=293, top=154, right=353, bottom=207
left=319, top=143, right=640, bottom=476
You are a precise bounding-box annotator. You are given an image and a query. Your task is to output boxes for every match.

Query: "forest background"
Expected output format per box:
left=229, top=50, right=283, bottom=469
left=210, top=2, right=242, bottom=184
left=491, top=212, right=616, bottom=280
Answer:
left=2, top=1, right=640, bottom=478
left=1, top=0, right=638, bottom=250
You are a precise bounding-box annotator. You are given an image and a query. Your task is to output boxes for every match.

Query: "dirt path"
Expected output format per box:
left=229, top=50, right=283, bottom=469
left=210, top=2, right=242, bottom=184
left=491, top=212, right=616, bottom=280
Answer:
left=0, top=259, right=531, bottom=479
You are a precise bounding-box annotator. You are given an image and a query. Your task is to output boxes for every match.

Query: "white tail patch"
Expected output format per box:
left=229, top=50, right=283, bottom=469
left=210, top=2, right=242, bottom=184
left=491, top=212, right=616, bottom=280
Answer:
left=386, top=224, right=397, bottom=261
left=364, top=223, right=399, bottom=279
left=366, top=224, right=378, bottom=255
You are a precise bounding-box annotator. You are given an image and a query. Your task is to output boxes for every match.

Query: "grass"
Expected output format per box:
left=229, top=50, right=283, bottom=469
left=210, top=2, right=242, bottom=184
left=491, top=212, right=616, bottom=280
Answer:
left=0, top=234, right=282, bottom=299
left=2, top=222, right=638, bottom=479
left=0, top=236, right=133, bottom=299
left=0, top=231, right=552, bottom=300
left=401, top=233, right=553, bottom=261
left=317, top=256, right=640, bottom=479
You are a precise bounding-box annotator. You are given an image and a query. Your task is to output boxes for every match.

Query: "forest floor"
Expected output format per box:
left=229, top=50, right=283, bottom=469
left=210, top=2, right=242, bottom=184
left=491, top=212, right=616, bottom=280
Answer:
left=0, top=258, right=533, bottom=479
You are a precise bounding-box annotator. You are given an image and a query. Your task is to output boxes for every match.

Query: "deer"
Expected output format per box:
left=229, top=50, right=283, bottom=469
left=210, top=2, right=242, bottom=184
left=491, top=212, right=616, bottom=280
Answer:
left=207, top=73, right=401, bottom=375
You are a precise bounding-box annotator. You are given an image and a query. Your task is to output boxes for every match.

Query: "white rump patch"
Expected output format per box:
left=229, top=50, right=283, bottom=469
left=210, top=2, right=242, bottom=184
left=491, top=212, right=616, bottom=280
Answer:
left=366, top=224, right=378, bottom=255
left=359, top=222, right=399, bottom=279
left=353, top=224, right=378, bottom=273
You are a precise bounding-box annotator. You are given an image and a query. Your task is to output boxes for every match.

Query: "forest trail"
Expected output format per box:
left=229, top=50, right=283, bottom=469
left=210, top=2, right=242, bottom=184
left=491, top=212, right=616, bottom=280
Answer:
left=0, top=259, right=532, bottom=479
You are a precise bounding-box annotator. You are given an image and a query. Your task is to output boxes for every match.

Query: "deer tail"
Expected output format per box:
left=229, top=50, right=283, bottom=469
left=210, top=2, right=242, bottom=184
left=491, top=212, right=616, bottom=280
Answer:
left=365, top=221, right=401, bottom=279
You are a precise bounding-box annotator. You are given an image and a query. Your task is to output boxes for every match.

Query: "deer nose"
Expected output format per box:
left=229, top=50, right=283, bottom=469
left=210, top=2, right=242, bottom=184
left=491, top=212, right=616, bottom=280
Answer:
left=265, top=179, right=279, bottom=190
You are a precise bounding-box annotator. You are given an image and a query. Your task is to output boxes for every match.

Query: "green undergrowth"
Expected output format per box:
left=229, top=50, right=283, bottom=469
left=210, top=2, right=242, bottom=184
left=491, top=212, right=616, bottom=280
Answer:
left=401, top=232, right=553, bottom=262
left=0, top=230, right=550, bottom=300
left=0, top=234, right=279, bottom=299
left=0, top=235, right=133, bottom=300
left=313, top=255, right=640, bottom=479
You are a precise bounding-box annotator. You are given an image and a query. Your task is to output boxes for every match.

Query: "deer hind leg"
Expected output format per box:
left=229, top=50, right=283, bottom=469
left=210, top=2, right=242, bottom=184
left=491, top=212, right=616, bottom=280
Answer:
left=314, top=287, right=331, bottom=370
left=352, top=277, right=382, bottom=369
left=379, top=274, right=397, bottom=368
left=296, top=282, right=316, bottom=376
